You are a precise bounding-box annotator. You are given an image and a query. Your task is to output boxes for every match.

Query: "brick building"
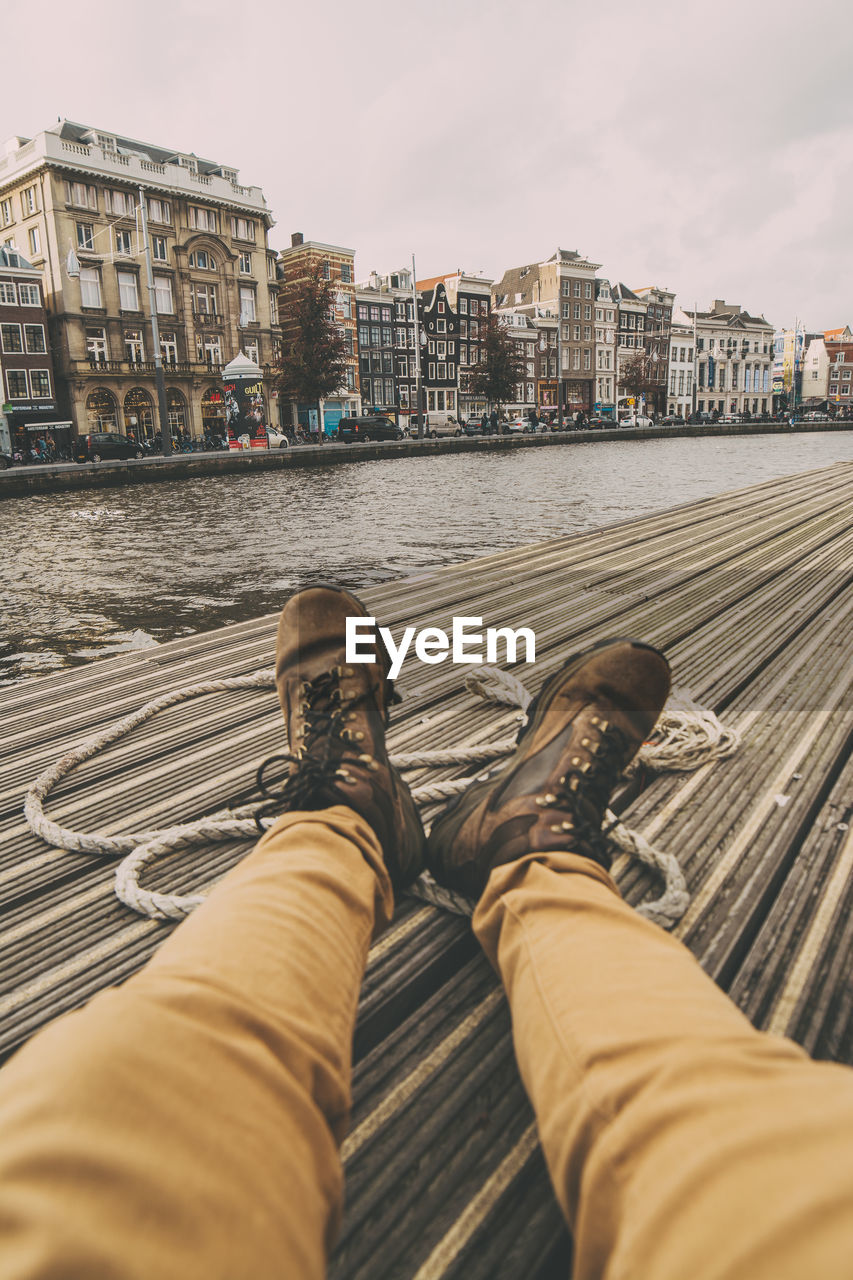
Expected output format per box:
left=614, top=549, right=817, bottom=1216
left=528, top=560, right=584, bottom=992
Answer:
left=275, top=234, right=359, bottom=434
left=0, top=245, right=66, bottom=457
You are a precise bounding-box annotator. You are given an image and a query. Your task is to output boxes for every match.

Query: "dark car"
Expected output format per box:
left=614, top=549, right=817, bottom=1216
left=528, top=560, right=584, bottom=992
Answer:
left=464, top=416, right=484, bottom=436
left=75, top=432, right=146, bottom=463
left=661, top=415, right=685, bottom=426
left=337, top=416, right=403, bottom=443
left=0, top=451, right=13, bottom=469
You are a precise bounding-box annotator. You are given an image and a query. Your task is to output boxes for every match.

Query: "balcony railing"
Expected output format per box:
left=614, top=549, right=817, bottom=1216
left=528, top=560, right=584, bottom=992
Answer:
left=81, top=357, right=216, bottom=376
left=193, top=311, right=223, bottom=326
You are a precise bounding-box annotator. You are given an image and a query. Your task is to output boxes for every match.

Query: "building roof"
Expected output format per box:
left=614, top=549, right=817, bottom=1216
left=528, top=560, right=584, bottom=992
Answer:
left=0, top=246, right=34, bottom=271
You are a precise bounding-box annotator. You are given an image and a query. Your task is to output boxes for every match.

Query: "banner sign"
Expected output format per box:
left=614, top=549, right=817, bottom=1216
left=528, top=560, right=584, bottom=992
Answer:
left=224, top=378, right=268, bottom=450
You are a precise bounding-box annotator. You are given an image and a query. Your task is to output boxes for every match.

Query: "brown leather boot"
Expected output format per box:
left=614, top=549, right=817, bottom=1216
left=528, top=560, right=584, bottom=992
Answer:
left=257, top=585, right=425, bottom=889
left=426, top=638, right=671, bottom=897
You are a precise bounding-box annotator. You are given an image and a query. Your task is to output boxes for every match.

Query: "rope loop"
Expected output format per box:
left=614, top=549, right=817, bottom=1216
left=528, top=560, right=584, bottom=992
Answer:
left=24, top=663, right=739, bottom=928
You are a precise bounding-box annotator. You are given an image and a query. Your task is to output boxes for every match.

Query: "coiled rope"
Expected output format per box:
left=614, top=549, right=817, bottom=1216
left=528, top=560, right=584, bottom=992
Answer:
left=24, top=666, right=739, bottom=929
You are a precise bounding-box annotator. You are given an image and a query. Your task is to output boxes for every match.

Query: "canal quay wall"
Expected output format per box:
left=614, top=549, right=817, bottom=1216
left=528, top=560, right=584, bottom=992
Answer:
left=1, top=419, right=850, bottom=499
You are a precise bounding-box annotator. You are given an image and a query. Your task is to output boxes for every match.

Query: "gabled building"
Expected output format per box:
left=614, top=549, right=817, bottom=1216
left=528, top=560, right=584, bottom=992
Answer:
left=611, top=283, right=648, bottom=415
left=355, top=268, right=418, bottom=422
left=416, top=275, right=461, bottom=423
left=416, top=271, right=492, bottom=421
left=0, top=119, right=280, bottom=441
left=634, top=285, right=675, bottom=415
left=594, top=279, right=617, bottom=415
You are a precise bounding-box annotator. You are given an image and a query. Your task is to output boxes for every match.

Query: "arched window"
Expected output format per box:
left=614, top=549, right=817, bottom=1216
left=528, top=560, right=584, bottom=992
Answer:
left=201, top=386, right=226, bottom=433
left=123, top=387, right=154, bottom=439
left=166, top=388, right=187, bottom=434
left=86, top=387, right=117, bottom=431
left=189, top=250, right=217, bottom=271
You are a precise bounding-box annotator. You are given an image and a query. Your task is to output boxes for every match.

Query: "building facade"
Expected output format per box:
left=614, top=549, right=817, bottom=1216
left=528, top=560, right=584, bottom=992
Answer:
left=416, top=277, right=460, bottom=423
left=493, top=249, right=600, bottom=414
left=684, top=300, right=774, bottom=417
left=0, top=120, right=280, bottom=441
left=611, top=283, right=648, bottom=416
left=826, top=330, right=853, bottom=413
left=634, top=285, right=675, bottom=415
left=666, top=312, right=695, bottom=419
left=0, top=245, right=65, bottom=455
left=275, top=233, right=359, bottom=433
left=594, top=279, right=617, bottom=414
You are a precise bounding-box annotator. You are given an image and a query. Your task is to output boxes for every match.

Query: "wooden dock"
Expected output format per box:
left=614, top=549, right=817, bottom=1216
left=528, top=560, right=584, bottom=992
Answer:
left=2, top=460, right=852, bottom=1277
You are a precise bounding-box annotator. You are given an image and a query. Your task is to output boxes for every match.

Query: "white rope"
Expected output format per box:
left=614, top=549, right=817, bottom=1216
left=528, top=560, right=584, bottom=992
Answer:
left=24, top=664, right=739, bottom=928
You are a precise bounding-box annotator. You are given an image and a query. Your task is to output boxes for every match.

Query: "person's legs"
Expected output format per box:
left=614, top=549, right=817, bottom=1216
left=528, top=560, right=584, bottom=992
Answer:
left=427, top=636, right=853, bottom=1278
left=474, top=852, right=853, bottom=1280
left=0, top=585, right=426, bottom=1279
left=0, top=807, right=389, bottom=1280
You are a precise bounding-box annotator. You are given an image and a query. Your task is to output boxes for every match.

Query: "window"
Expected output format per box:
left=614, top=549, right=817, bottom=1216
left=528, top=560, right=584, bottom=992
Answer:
left=152, top=235, right=168, bottom=262
left=584, top=283, right=592, bottom=298
left=239, top=286, right=256, bottom=324
left=147, top=198, right=171, bottom=224
left=27, top=368, right=51, bottom=398
left=190, top=206, right=218, bottom=232
left=437, top=300, right=445, bottom=314
left=573, top=281, right=581, bottom=297
left=231, top=216, right=255, bottom=241
left=0, top=282, right=13, bottom=305
left=115, top=229, right=133, bottom=256
left=79, top=266, right=102, bottom=307
left=1, top=322, right=22, bottom=351
left=573, top=349, right=581, bottom=370
left=66, top=181, right=97, bottom=208
left=160, top=332, right=178, bottom=363
left=584, top=305, right=591, bottom=320
left=428, top=362, right=435, bottom=380
left=154, top=275, right=174, bottom=313
left=583, top=349, right=591, bottom=370
left=573, top=325, right=580, bottom=340
left=583, top=326, right=591, bottom=340
left=573, top=304, right=581, bottom=320
left=0, top=198, right=11, bottom=226
left=193, top=282, right=218, bottom=313
left=190, top=250, right=216, bottom=270
left=21, top=185, right=37, bottom=215
left=239, top=251, right=251, bottom=274
left=124, top=329, right=144, bottom=362
left=197, top=336, right=222, bottom=364
left=340, top=263, right=352, bottom=283
left=18, top=282, right=40, bottom=306
left=76, top=222, right=94, bottom=251
left=24, top=324, right=46, bottom=353
left=117, top=270, right=139, bottom=310
left=86, top=327, right=108, bottom=362
left=106, top=189, right=133, bottom=216
left=6, top=369, right=28, bottom=398
left=28, top=226, right=40, bottom=256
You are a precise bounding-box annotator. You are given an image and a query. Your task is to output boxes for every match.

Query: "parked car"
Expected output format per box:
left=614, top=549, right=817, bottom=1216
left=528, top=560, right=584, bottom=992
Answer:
left=661, top=414, right=685, bottom=426
left=425, top=418, right=463, bottom=438
left=588, top=416, right=615, bottom=429
left=505, top=417, right=527, bottom=433
left=337, top=415, right=403, bottom=443
left=463, top=416, right=484, bottom=436
left=621, top=415, right=655, bottom=428
left=0, top=451, right=13, bottom=469
left=719, top=413, right=743, bottom=424
left=265, top=426, right=290, bottom=449
left=74, top=432, right=146, bottom=462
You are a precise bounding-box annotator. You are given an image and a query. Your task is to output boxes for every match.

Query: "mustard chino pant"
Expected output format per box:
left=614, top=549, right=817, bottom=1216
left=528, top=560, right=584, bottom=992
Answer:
left=1, top=806, right=853, bottom=1278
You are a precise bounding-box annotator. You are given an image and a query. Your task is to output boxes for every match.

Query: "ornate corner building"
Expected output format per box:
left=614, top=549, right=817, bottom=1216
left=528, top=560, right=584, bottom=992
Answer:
left=0, top=121, right=280, bottom=441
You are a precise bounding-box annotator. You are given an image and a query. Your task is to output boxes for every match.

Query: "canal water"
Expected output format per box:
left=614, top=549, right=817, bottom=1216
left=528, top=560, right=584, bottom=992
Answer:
left=3, top=432, right=852, bottom=685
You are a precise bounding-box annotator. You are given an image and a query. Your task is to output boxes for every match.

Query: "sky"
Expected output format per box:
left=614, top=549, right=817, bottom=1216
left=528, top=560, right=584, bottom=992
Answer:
left=3, top=0, right=851, bottom=331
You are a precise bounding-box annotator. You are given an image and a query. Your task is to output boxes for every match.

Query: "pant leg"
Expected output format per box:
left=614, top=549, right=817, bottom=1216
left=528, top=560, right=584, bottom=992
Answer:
left=474, top=852, right=853, bottom=1280
left=0, top=805, right=392, bottom=1280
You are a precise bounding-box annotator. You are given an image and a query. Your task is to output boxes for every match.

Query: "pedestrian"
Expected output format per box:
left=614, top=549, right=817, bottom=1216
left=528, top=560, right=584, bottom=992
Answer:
left=3, top=585, right=853, bottom=1279
left=489, top=407, right=498, bottom=435
left=480, top=411, right=488, bottom=433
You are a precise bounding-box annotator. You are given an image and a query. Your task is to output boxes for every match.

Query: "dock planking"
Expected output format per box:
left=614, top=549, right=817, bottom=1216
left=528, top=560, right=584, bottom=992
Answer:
left=1, top=460, right=853, bottom=1277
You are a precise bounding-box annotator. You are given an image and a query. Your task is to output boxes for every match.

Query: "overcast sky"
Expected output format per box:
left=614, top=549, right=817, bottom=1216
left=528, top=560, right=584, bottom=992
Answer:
left=3, top=0, right=851, bottom=331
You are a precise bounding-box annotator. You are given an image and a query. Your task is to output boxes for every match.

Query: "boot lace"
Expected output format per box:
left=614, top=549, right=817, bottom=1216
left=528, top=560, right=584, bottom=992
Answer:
left=250, top=669, right=373, bottom=830
left=549, top=722, right=632, bottom=863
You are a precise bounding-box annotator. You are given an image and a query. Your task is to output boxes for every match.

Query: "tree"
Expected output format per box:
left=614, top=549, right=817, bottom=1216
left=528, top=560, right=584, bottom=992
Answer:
left=468, top=316, right=526, bottom=412
left=618, top=350, right=662, bottom=415
left=274, top=264, right=350, bottom=437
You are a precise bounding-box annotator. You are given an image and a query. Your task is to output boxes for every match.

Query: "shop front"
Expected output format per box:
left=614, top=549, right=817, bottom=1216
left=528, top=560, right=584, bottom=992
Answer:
left=2, top=394, right=72, bottom=461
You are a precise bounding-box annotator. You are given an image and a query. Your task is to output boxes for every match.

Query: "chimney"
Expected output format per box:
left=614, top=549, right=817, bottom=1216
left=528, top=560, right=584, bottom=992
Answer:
left=291, top=232, right=304, bottom=247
